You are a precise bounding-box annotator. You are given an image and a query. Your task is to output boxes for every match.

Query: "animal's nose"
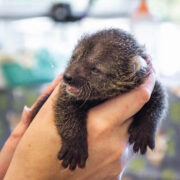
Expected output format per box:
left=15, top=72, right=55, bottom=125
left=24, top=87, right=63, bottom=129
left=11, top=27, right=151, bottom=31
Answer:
left=63, top=73, right=73, bottom=84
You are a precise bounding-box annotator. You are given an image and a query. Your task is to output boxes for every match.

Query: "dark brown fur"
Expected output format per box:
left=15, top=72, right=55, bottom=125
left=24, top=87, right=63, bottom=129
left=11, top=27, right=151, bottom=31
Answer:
left=31, top=29, right=167, bottom=171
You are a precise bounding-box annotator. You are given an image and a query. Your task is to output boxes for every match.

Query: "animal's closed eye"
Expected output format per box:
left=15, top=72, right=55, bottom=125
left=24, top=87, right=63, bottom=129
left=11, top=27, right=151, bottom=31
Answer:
left=91, top=67, right=101, bottom=74
left=72, top=55, right=76, bottom=59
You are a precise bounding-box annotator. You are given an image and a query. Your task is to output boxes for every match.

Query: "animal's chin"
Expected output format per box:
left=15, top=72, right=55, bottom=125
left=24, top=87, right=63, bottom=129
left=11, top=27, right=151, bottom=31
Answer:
left=65, top=84, right=81, bottom=96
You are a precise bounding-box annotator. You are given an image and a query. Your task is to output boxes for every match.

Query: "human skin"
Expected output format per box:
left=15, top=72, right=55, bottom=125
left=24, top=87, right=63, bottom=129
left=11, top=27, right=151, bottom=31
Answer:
left=0, top=74, right=62, bottom=180
left=2, top=72, right=155, bottom=180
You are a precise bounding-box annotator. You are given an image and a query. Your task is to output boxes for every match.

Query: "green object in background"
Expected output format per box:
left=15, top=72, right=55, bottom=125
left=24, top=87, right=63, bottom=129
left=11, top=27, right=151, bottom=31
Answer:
left=0, top=119, right=4, bottom=139
left=24, top=89, right=39, bottom=107
left=167, top=128, right=175, bottom=138
left=1, top=49, right=58, bottom=87
left=127, top=157, right=146, bottom=174
left=161, top=169, right=177, bottom=180
left=0, top=94, right=7, bottom=110
left=13, top=96, right=24, bottom=111
left=167, top=139, right=175, bottom=156
left=170, top=102, right=180, bottom=123
left=166, top=128, right=175, bottom=156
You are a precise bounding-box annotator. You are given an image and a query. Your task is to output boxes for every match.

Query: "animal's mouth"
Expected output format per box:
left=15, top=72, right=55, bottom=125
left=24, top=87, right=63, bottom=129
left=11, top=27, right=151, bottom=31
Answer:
left=65, top=83, right=81, bottom=96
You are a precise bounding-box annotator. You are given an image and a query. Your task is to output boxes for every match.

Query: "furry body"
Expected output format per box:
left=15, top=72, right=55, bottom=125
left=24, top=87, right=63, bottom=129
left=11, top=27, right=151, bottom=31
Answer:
left=33, top=29, right=167, bottom=170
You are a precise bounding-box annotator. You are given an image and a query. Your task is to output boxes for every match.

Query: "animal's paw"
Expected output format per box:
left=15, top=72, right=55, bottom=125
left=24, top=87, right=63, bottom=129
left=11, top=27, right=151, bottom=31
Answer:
left=128, top=125, right=155, bottom=154
left=57, top=140, right=88, bottom=170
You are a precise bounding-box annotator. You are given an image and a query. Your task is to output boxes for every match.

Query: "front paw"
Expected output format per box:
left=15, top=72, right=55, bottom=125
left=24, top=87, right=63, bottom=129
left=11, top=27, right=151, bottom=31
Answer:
left=57, top=140, right=88, bottom=170
left=128, top=125, right=155, bottom=154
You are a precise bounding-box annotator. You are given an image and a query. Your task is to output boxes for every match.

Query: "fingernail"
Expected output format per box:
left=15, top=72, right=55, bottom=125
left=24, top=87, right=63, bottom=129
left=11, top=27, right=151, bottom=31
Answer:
left=21, top=106, right=32, bottom=124
left=24, top=105, right=32, bottom=112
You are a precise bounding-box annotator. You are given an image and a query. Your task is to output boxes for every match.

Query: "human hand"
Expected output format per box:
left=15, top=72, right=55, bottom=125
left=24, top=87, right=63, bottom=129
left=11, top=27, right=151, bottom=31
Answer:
left=4, top=72, right=155, bottom=180
left=0, top=75, right=62, bottom=180
left=66, top=72, right=155, bottom=180
left=0, top=106, right=32, bottom=180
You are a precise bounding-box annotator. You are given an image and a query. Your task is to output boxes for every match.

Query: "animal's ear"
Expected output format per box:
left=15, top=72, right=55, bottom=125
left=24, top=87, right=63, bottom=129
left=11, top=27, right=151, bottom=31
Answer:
left=131, top=56, right=147, bottom=73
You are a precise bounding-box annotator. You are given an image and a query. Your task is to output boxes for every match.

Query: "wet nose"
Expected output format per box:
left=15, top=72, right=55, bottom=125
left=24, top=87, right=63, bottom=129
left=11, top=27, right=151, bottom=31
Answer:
left=63, top=73, right=73, bottom=84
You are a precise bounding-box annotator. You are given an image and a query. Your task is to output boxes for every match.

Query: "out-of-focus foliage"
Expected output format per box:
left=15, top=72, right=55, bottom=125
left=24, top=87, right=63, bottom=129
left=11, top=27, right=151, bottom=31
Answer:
left=123, top=91, right=180, bottom=180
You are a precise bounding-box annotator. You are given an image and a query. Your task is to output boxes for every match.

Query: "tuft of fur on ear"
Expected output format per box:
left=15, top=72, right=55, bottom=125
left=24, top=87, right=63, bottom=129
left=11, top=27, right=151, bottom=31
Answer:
left=132, top=56, right=148, bottom=73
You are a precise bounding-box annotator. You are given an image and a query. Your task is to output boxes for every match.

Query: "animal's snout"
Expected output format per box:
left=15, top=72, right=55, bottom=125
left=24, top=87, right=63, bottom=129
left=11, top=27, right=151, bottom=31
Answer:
left=63, top=73, right=73, bottom=84
left=63, top=68, right=86, bottom=88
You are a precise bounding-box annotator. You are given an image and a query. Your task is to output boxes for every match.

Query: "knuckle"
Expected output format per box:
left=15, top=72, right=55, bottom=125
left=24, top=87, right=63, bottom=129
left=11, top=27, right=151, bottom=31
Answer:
left=138, top=87, right=151, bottom=103
left=108, top=148, right=124, bottom=163
left=11, top=132, right=21, bottom=140
left=114, top=149, right=123, bottom=158
left=88, top=111, right=109, bottom=135
left=93, top=122, right=109, bottom=135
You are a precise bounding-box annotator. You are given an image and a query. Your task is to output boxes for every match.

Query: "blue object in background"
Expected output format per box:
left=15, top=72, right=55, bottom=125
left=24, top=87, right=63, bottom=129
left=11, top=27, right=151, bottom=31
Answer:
left=1, top=49, right=58, bottom=87
left=0, top=89, right=12, bottom=149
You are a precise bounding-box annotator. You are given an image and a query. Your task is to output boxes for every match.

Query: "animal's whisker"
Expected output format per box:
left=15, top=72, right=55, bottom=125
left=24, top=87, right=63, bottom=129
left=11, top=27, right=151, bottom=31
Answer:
left=78, top=82, right=91, bottom=109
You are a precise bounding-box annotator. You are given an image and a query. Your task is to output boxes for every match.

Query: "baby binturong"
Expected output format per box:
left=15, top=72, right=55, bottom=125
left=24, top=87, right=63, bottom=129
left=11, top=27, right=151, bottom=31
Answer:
left=53, top=29, right=167, bottom=170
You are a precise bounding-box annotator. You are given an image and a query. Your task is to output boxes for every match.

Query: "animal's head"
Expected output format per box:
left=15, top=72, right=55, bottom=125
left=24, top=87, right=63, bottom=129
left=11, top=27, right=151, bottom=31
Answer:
left=63, top=29, right=149, bottom=100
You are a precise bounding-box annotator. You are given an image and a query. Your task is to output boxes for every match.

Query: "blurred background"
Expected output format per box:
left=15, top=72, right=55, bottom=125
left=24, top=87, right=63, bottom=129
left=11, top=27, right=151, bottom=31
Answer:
left=0, top=0, right=180, bottom=179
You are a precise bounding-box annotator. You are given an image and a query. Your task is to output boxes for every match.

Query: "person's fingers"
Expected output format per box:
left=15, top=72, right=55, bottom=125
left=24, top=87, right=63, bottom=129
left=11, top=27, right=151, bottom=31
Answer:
left=12, top=106, right=33, bottom=137
left=6, top=74, right=63, bottom=145
left=139, top=72, right=155, bottom=98
left=0, top=74, right=63, bottom=179
left=0, top=106, right=32, bottom=153
left=0, top=106, right=33, bottom=180
left=89, top=72, right=155, bottom=126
